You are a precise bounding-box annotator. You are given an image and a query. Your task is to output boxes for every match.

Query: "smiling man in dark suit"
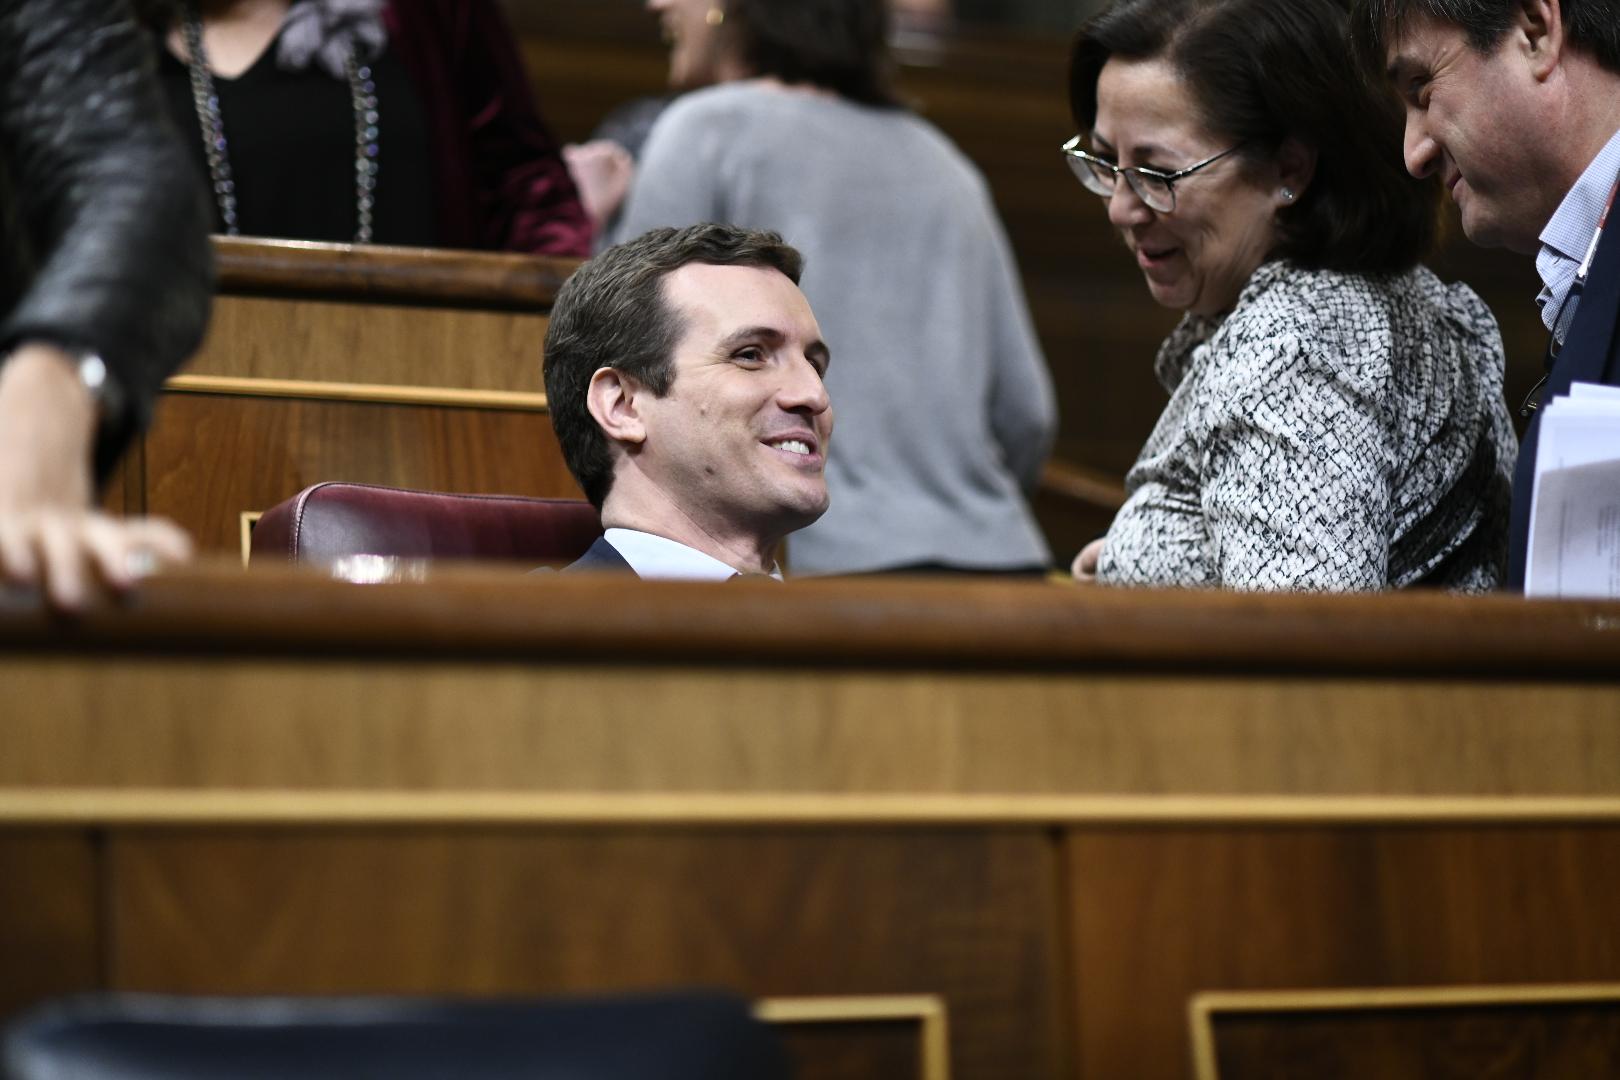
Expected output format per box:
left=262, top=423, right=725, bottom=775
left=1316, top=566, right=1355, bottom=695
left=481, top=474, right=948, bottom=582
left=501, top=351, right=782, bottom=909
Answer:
left=1354, top=0, right=1620, bottom=590
left=543, top=223, right=834, bottom=579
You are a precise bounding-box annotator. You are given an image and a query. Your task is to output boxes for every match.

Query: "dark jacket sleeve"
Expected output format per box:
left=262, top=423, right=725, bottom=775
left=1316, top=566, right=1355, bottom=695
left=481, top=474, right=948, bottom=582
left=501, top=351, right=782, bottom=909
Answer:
left=0, top=0, right=213, bottom=480
left=386, top=0, right=592, bottom=256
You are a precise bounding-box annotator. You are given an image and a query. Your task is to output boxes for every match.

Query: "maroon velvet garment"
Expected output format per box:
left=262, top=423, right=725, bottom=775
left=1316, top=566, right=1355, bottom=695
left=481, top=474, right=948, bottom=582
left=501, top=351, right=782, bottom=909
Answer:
left=384, top=0, right=592, bottom=256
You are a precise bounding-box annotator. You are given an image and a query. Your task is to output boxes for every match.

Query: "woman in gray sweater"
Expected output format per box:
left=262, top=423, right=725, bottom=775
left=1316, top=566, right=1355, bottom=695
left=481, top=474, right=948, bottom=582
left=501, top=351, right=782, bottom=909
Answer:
left=607, top=0, right=1058, bottom=575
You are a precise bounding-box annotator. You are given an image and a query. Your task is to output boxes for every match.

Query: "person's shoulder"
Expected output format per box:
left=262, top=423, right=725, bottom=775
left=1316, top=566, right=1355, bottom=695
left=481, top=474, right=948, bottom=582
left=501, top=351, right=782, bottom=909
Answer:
left=655, top=82, right=778, bottom=129
left=866, top=105, right=983, bottom=178
left=1214, top=261, right=1501, bottom=385
left=561, top=536, right=635, bottom=575
left=1227, top=261, right=1466, bottom=347
left=1396, top=264, right=1501, bottom=339
left=639, top=83, right=786, bottom=165
left=1217, top=263, right=1365, bottom=345
left=1206, top=263, right=1402, bottom=384
left=1231, top=261, right=1385, bottom=316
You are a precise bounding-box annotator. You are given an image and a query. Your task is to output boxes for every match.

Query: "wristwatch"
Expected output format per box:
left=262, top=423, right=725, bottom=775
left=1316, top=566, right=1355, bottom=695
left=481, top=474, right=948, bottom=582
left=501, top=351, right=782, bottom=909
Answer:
left=73, top=351, right=124, bottom=423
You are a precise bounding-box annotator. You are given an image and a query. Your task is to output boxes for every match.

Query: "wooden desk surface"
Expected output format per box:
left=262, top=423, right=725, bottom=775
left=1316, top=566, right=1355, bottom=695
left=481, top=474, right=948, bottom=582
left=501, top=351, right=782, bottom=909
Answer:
left=6, top=567, right=1620, bottom=1079
left=7, top=561, right=1620, bottom=672
left=212, top=236, right=577, bottom=309
left=3, top=564, right=1619, bottom=824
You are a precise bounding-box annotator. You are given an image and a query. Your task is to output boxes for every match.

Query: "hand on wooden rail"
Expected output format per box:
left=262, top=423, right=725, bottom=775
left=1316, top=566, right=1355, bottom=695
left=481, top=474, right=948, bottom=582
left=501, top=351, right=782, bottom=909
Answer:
left=0, top=343, right=193, bottom=611
left=1071, top=538, right=1105, bottom=584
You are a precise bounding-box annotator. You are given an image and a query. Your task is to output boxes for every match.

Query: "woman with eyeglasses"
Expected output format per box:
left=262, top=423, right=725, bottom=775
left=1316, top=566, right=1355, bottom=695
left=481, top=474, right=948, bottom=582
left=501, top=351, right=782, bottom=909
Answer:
left=1065, top=0, right=1516, bottom=591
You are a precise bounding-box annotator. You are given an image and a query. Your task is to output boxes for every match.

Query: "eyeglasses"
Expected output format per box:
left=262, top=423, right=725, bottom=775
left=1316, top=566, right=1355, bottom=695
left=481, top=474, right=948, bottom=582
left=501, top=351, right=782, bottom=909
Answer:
left=1060, top=135, right=1245, bottom=213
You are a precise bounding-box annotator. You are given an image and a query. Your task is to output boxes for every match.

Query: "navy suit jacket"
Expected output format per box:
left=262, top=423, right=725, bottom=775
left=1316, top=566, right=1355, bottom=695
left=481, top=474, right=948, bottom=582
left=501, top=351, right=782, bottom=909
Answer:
left=1507, top=216, right=1620, bottom=587
left=562, top=535, right=637, bottom=575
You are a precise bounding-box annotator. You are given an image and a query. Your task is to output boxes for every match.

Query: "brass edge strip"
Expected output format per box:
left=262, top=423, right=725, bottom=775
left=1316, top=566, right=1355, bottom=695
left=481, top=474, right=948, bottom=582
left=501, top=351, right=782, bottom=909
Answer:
left=1189, top=982, right=1620, bottom=1078
left=755, top=995, right=943, bottom=1024
left=1189, top=995, right=1220, bottom=1080
left=8, top=792, right=1620, bottom=826
left=239, top=511, right=262, bottom=568
left=756, top=995, right=949, bottom=1080
left=1191, top=982, right=1620, bottom=1014
left=165, top=374, right=550, bottom=412
left=922, top=1000, right=951, bottom=1080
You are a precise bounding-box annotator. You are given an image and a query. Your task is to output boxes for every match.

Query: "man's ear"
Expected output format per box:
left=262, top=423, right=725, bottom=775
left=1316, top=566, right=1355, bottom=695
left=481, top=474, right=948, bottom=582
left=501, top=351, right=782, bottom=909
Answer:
left=585, top=367, right=647, bottom=447
left=1275, top=137, right=1318, bottom=207
left=1516, top=0, right=1564, bottom=81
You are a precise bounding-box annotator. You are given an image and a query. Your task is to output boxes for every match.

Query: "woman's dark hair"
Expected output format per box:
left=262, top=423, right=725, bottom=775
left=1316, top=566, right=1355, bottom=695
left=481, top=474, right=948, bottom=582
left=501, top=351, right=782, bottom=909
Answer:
left=726, top=0, right=899, bottom=108
left=1069, top=0, right=1439, bottom=274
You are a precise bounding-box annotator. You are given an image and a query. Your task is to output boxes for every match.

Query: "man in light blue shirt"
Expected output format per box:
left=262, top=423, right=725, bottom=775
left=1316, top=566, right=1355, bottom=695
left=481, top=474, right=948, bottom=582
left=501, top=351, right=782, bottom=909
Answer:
left=1355, top=0, right=1620, bottom=588
left=542, top=223, right=833, bottom=580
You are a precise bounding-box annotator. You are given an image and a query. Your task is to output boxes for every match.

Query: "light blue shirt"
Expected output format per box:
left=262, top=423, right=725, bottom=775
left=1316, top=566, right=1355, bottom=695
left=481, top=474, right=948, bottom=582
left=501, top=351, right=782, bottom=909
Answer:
left=1536, top=126, right=1620, bottom=343
left=602, top=528, right=782, bottom=581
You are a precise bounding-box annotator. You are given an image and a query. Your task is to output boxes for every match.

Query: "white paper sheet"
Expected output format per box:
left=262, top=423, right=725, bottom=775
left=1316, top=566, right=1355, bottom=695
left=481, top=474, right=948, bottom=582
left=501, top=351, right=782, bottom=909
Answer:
left=1526, top=383, right=1620, bottom=598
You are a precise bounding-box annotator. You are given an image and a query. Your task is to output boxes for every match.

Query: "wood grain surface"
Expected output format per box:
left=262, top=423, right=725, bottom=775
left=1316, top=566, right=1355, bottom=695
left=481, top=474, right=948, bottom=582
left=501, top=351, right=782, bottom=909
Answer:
left=212, top=236, right=577, bottom=309
left=0, top=833, right=100, bottom=1016
left=1210, top=1002, right=1620, bottom=1079
left=1, top=568, right=1618, bottom=1078
left=184, top=295, right=549, bottom=393
left=1067, top=827, right=1620, bottom=1079
left=2, top=656, right=1620, bottom=801
left=106, top=829, right=1065, bottom=1080
left=139, top=398, right=579, bottom=553
left=2, top=563, right=1618, bottom=675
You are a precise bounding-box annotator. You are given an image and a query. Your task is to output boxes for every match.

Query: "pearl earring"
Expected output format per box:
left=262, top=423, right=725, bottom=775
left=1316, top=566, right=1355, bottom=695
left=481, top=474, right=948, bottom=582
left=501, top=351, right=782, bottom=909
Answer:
left=705, top=6, right=724, bottom=26
left=1281, top=187, right=1296, bottom=203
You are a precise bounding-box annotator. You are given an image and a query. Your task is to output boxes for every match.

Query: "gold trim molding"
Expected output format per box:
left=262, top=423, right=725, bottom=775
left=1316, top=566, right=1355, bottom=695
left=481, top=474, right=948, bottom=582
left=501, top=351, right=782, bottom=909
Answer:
left=239, top=511, right=263, bottom=567
left=8, top=791, right=1620, bottom=827
left=1189, top=983, right=1620, bottom=1080
left=165, top=374, right=550, bottom=412
left=757, top=994, right=949, bottom=1080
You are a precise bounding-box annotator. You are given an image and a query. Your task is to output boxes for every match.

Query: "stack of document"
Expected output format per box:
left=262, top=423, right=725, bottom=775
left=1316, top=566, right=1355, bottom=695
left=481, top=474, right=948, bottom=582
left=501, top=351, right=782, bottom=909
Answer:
left=1526, top=381, right=1620, bottom=598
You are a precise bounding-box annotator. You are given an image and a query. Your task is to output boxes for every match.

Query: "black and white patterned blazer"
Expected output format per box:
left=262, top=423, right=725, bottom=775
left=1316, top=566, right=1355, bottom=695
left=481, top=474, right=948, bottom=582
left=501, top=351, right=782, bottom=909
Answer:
left=1098, top=261, right=1516, bottom=592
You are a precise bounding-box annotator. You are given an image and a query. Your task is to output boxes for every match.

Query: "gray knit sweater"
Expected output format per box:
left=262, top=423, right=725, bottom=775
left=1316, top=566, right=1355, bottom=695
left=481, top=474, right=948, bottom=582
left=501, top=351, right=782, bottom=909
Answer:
left=613, top=81, right=1056, bottom=574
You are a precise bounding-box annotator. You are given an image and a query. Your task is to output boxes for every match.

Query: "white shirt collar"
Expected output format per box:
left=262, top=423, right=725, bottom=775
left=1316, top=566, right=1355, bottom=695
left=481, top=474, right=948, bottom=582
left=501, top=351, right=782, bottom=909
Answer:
left=1536, top=125, right=1620, bottom=339
left=603, top=528, right=782, bottom=581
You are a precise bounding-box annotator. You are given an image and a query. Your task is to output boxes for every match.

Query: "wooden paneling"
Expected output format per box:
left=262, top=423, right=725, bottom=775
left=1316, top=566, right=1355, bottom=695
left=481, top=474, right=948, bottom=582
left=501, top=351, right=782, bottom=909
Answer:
left=2, top=569, right=1620, bottom=808
left=5, top=650, right=1620, bottom=799
left=5, top=563, right=1620, bottom=675
left=4, top=577, right=1620, bottom=1077
left=140, top=396, right=578, bottom=553
left=1212, top=1003, right=1620, bottom=1079
left=106, top=829, right=1065, bottom=1080
left=1067, top=827, right=1620, bottom=1080
left=108, top=239, right=580, bottom=556
left=778, top=1023, right=925, bottom=1080
left=212, top=236, right=573, bottom=308
left=1198, top=987, right=1620, bottom=1080
left=188, top=295, right=549, bottom=394
left=0, top=833, right=101, bottom=1016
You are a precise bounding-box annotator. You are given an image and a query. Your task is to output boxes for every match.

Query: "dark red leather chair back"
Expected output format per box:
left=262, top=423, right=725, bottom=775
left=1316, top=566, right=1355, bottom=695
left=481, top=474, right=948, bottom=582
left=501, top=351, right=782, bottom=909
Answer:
left=250, top=482, right=601, bottom=565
